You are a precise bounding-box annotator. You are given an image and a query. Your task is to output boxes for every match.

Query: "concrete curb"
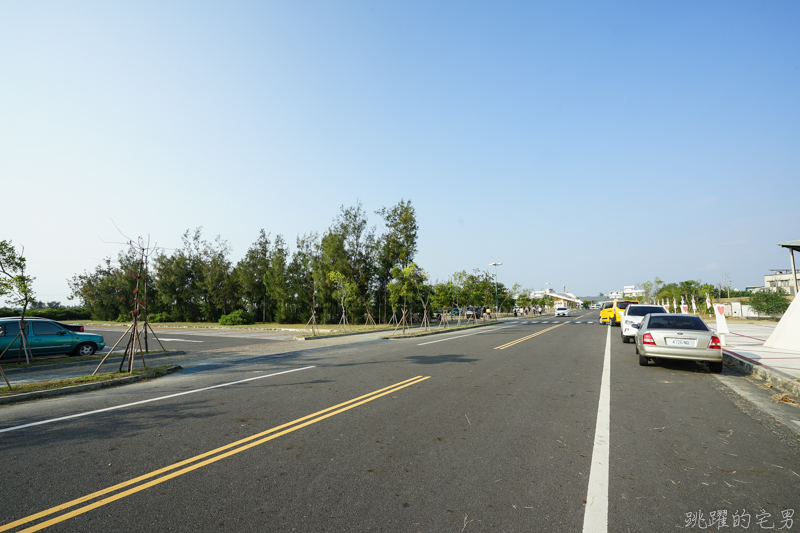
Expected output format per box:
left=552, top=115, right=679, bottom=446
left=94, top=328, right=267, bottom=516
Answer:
left=1, top=351, right=186, bottom=375
left=382, top=321, right=503, bottom=340
left=296, top=328, right=399, bottom=341
left=87, top=323, right=325, bottom=333
left=0, top=365, right=183, bottom=406
left=723, top=349, right=800, bottom=398
left=296, top=319, right=507, bottom=341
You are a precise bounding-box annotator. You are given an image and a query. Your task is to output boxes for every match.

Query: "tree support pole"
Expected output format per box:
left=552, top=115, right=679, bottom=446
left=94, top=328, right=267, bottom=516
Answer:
left=145, top=322, right=168, bottom=353
left=92, top=323, right=134, bottom=375
left=0, top=362, right=10, bottom=390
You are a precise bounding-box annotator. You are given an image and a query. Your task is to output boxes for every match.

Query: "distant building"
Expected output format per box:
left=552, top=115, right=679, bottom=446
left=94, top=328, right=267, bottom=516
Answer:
left=764, top=269, right=800, bottom=296
left=530, top=288, right=583, bottom=307
left=607, top=286, right=644, bottom=300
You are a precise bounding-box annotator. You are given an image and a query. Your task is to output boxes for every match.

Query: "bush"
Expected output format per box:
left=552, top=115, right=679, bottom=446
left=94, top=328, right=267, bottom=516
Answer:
left=148, top=312, right=171, bottom=323
left=219, top=310, right=254, bottom=326
left=748, top=290, right=791, bottom=316
left=115, top=313, right=129, bottom=322
left=0, top=307, right=92, bottom=320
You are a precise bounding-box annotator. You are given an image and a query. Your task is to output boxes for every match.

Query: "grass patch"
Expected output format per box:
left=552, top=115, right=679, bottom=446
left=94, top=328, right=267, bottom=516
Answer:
left=0, top=365, right=172, bottom=396
left=0, top=354, right=104, bottom=369
left=0, top=351, right=168, bottom=370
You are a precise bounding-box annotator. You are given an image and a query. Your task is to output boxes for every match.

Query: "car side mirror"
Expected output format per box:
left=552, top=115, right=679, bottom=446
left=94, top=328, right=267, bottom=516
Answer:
left=632, top=323, right=639, bottom=329
left=58, top=330, right=67, bottom=335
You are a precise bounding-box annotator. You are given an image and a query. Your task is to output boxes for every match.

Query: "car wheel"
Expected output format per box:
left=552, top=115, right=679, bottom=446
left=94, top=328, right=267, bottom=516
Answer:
left=611, top=317, right=617, bottom=327
left=74, top=343, right=96, bottom=357
left=708, top=361, right=723, bottom=373
left=639, top=352, right=648, bottom=366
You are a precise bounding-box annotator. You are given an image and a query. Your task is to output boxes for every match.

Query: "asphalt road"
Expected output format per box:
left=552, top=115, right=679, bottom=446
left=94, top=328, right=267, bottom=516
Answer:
left=2, top=312, right=799, bottom=532
left=86, top=326, right=295, bottom=354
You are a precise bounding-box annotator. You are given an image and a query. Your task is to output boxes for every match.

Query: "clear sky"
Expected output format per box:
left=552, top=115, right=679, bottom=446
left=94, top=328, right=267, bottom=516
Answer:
left=2, top=1, right=799, bottom=305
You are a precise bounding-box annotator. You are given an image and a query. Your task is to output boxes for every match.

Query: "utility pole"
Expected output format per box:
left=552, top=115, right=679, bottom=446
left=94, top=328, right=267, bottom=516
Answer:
left=489, top=262, right=502, bottom=317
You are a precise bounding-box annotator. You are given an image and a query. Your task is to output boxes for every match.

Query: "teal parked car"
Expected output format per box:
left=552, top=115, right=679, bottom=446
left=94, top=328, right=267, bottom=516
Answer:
left=0, top=318, right=106, bottom=358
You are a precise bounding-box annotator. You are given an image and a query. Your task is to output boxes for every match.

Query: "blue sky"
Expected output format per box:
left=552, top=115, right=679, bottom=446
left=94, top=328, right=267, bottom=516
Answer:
left=2, top=1, right=799, bottom=304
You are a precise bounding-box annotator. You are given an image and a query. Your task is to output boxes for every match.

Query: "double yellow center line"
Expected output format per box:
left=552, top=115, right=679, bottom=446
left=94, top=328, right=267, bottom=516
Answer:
left=2, top=375, right=431, bottom=533
left=494, top=323, right=566, bottom=350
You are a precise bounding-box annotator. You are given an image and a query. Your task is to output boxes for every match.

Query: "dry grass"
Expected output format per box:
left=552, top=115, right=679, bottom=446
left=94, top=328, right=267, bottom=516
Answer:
left=771, top=392, right=799, bottom=407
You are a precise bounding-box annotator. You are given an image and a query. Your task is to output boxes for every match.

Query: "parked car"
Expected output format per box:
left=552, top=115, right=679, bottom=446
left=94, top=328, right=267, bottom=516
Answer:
left=3, top=316, right=85, bottom=332
left=465, top=306, right=480, bottom=318
left=634, top=313, right=722, bottom=372
left=555, top=306, right=571, bottom=317
left=0, top=318, right=106, bottom=358
left=620, top=304, right=669, bottom=343
left=599, top=300, right=639, bottom=326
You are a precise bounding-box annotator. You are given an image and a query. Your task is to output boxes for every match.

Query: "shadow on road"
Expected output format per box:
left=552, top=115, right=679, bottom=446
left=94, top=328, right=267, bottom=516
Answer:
left=404, top=353, right=478, bottom=365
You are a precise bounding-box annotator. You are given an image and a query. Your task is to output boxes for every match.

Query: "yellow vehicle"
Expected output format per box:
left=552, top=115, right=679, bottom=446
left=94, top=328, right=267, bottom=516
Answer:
left=599, top=300, right=639, bottom=326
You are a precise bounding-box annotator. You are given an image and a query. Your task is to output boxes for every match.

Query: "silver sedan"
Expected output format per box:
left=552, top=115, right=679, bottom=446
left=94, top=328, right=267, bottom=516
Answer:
left=634, top=313, right=723, bottom=372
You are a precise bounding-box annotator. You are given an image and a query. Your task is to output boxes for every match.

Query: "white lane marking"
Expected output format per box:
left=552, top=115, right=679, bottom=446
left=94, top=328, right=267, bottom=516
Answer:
left=0, top=366, right=315, bottom=434
left=583, top=325, right=611, bottom=533
left=793, top=420, right=800, bottom=428
left=158, top=338, right=204, bottom=343
left=417, top=325, right=515, bottom=346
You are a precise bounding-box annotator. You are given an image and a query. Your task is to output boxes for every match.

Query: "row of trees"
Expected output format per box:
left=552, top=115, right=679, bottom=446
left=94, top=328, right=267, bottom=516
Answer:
left=638, top=278, right=718, bottom=305
left=637, top=276, right=791, bottom=316
left=68, top=200, right=526, bottom=325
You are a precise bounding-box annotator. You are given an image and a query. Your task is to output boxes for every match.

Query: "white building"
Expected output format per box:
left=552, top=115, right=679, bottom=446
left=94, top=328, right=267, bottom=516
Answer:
left=607, top=286, right=644, bottom=300
left=530, top=288, right=583, bottom=307
left=764, top=269, right=800, bottom=296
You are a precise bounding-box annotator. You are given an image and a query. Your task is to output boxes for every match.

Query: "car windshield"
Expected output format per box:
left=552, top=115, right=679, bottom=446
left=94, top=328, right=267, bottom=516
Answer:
left=646, top=316, right=709, bottom=331
left=627, top=306, right=668, bottom=317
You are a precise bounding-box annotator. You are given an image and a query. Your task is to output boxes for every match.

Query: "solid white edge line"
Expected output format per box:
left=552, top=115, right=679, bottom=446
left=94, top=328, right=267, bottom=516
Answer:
left=0, top=366, right=316, bottom=434
left=582, top=325, right=611, bottom=533
left=416, top=325, right=515, bottom=346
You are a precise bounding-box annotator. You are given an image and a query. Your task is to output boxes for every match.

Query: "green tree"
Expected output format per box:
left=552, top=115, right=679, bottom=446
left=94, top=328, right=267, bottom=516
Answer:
left=266, top=235, right=291, bottom=323
left=748, top=289, right=791, bottom=316
left=152, top=228, right=236, bottom=322
left=375, top=200, right=418, bottom=322
left=0, top=240, right=35, bottom=362
left=409, top=265, right=434, bottom=329
left=333, top=202, right=375, bottom=323
left=316, top=231, right=348, bottom=323
left=431, top=280, right=456, bottom=322
left=328, top=270, right=358, bottom=329
left=200, top=235, right=237, bottom=322
left=389, top=263, right=418, bottom=332
left=236, top=230, right=271, bottom=322
left=69, top=246, right=145, bottom=321
left=638, top=277, right=663, bottom=303
left=289, top=233, right=320, bottom=324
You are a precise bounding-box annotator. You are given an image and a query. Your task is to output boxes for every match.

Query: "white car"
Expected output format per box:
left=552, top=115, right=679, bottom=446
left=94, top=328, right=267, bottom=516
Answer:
left=555, top=307, right=571, bottom=317
left=620, top=304, right=671, bottom=343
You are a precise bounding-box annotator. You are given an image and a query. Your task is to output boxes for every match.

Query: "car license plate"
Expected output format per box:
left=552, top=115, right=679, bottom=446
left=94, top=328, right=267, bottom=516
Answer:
left=666, top=337, right=696, bottom=347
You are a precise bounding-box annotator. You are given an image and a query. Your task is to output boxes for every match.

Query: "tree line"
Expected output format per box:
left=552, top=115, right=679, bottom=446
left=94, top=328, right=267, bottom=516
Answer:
left=68, top=200, right=520, bottom=325
left=638, top=276, right=791, bottom=316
